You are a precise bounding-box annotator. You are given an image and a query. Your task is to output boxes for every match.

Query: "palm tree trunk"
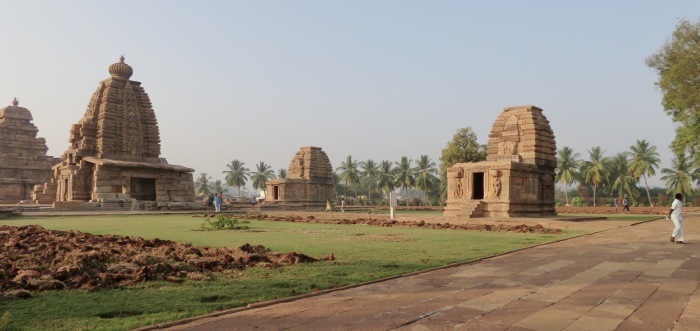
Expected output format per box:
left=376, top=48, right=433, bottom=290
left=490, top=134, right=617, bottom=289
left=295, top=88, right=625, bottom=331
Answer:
left=368, top=182, right=372, bottom=206
left=592, top=185, right=597, bottom=206
left=565, top=183, right=570, bottom=206
left=643, top=174, right=653, bottom=206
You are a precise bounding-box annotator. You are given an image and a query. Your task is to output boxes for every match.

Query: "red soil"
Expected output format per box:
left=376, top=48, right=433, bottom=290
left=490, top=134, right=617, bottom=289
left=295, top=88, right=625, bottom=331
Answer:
left=1, top=225, right=322, bottom=295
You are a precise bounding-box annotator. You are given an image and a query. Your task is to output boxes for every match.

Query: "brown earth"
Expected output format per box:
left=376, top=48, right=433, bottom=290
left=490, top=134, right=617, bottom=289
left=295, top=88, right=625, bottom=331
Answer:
left=0, top=225, right=325, bottom=296
left=198, top=214, right=563, bottom=234
left=556, top=206, right=700, bottom=214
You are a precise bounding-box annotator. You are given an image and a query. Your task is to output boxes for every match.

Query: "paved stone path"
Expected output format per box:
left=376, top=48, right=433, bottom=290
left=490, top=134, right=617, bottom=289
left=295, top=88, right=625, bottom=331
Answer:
left=156, top=214, right=700, bottom=331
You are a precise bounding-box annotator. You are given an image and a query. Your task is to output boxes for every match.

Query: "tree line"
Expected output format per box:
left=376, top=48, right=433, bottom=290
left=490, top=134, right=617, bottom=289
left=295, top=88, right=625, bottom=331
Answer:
left=334, top=155, right=439, bottom=205
left=194, top=160, right=284, bottom=197
left=556, top=140, right=698, bottom=207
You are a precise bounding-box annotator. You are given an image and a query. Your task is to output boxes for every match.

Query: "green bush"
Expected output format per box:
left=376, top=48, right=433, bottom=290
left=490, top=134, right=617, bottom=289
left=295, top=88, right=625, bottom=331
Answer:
left=200, top=216, right=250, bottom=231
left=571, top=197, right=586, bottom=207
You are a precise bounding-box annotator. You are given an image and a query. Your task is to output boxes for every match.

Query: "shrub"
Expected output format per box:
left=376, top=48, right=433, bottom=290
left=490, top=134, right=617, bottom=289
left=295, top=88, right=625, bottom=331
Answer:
left=570, top=197, right=586, bottom=207
left=200, top=216, right=250, bottom=231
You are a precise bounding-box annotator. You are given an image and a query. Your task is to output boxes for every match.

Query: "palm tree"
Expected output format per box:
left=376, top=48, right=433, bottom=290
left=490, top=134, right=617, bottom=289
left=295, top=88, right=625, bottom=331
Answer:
left=336, top=155, right=360, bottom=197
left=194, top=173, right=212, bottom=196
left=628, top=139, right=661, bottom=206
left=360, top=159, right=379, bottom=204
left=581, top=146, right=610, bottom=206
left=555, top=146, right=580, bottom=206
left=210, top=180, right=228, bottom=195
left=376, top=160, right=396, bottom=200
left=278, top=168, right=287, bottom=179
left=394, top=156, right=414, bottom=205
left=251, top=161, right=276, bottom=191
left=222, top=160, right=249, bottom=196
left=609, top=153, right=639, bottom=201
left=660, top=153, right=695, bottom=198
left=413, top=155, right=438, bottom=205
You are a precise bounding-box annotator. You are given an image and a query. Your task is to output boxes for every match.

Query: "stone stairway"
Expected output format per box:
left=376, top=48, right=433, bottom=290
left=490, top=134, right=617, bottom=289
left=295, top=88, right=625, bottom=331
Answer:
left=444, top=201, right=485, bottom=218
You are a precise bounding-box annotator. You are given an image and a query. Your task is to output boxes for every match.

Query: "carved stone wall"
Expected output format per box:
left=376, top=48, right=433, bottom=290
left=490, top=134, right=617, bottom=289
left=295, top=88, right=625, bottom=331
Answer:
left=265, top=146, right=335, bottom=211
left=33, top=57, right=196, bottom=210
left=486, top=105, right=557, bottom=169
left=445, top=105, right=556, bottom=218
left=0, top=99, right=59, bottom=203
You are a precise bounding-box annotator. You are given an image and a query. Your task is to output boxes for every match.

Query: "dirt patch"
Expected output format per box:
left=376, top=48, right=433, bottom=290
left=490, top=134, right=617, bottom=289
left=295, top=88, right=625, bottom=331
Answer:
left=556, top=206, right=700, bottom=215
left=202, top=214, right=562, bottom=234
left=0, top=225, right=326, bottom=295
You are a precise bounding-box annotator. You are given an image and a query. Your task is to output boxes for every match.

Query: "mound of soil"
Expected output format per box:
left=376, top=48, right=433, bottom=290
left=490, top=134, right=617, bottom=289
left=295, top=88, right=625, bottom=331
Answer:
left=203, top=214, right=562, bottom=234
left=0, top=225, right=322, bottom=294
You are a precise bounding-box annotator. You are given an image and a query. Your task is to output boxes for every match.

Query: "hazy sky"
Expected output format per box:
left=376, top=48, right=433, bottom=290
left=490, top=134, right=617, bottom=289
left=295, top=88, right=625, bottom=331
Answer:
left=1, top=1, right=697, bottom=191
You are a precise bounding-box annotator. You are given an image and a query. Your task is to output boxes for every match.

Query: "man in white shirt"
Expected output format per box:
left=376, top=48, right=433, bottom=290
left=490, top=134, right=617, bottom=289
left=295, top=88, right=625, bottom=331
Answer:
left=668, top=193, right=684, bottom=244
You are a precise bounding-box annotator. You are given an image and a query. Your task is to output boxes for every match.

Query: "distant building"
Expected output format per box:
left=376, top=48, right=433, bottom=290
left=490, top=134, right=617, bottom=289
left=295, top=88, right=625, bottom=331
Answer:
left=0, top=98, right=59, bottom=203
left=265, top=146, right=335, bottom=211
left=33, top=57, right=196, bottom=210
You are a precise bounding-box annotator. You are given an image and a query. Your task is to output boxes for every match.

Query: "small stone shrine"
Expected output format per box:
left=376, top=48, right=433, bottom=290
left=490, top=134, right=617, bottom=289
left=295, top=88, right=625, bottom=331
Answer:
left=444, top=105, right=556, bottom=217
left=264, top=146, right=335, bottom=211
left=0, top=98, right=59, bottom=203
left=32, top=57, right=196, bottom=210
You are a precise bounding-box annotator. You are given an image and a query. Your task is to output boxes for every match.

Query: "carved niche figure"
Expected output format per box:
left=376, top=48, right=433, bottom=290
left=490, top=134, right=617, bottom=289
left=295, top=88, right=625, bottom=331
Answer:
left=454, top=170, right=464, bottom=198
left=490, top=170, right=502, bottom=199
left=498, top=141, right=518, bottom=155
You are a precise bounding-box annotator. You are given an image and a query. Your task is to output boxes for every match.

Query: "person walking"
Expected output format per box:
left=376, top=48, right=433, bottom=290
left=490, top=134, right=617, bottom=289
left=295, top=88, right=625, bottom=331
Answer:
left=614, top=196, right=622, bottom=212
left=250, top=195, right=257, bottom=211
left=215, top=192, right=222, bottom=212
left=341, top=198, right=345, bottom=213
left=622, top=197, right=631, bottom=212
left=207, top=193, right=215, bottom=212
left=668, top=193, right=685, bottom=244
left=326, top=199, right=332, bottom=213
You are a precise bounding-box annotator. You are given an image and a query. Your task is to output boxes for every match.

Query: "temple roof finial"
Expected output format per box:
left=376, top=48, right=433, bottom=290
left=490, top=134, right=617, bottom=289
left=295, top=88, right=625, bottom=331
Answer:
left=12, top=97, right=18, bottom=107
left=109, top=55, right=133, bottom=80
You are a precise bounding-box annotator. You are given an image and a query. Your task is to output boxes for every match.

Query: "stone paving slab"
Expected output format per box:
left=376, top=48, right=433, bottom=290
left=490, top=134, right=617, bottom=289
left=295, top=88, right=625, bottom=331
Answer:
left=152, top=213, right=700, bottom=331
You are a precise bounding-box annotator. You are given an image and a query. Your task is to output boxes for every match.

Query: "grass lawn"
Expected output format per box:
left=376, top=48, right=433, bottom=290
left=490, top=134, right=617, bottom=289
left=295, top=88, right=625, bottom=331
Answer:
left=1, top=214, right=592, bottom=330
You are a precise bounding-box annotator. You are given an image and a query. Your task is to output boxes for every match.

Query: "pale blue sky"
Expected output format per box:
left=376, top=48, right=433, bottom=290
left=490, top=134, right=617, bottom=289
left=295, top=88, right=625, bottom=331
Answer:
left=1, top=1, right=697, bottom=190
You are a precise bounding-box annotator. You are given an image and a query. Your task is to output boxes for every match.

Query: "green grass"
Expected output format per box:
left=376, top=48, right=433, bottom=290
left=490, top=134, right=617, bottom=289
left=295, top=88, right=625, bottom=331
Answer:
left=0, top=214, right=589, bottom=330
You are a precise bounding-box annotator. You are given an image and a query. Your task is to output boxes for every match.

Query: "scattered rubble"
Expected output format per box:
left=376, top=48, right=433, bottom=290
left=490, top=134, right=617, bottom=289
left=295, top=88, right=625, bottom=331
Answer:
left=0, top=225, right=322, bottom=295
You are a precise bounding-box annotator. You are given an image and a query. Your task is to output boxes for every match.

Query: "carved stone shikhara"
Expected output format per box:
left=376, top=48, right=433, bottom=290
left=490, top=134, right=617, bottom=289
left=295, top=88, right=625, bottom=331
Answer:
left=32, top=57, right=196, bottom=210
left=265, top=146, right=335, bottom=211
left=0, top=99, right=60, bottom=203
left=444, top=105, right=557, bottom=217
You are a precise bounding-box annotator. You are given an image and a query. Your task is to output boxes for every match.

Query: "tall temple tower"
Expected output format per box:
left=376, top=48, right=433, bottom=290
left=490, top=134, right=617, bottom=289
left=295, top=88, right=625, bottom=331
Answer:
left=33, top=57, right=196, bottom=210
left=0, top=98, right=59, bottom=203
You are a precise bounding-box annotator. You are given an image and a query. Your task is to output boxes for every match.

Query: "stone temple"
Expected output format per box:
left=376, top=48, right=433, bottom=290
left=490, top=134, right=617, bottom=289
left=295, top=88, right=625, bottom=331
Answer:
left=0, top=98, right=59, bottom=203
left=32, top=57, right=196, bottom=210
left=444, top=105, right=557, bottom=217
left=264, top=146, right=335, bottom=211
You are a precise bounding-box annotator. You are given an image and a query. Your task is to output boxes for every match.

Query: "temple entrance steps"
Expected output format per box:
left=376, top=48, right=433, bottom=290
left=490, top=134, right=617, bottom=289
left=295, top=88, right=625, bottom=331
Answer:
left=443, top=200, right=485, bottom=218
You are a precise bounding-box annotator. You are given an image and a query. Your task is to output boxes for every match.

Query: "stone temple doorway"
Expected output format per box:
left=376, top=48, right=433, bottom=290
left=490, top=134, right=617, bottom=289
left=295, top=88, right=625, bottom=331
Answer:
left=272, top=185, right=279, bottom=200
left=472, top=172, right=484, bottom=199
left=130, top=177, right=156, bottom=201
